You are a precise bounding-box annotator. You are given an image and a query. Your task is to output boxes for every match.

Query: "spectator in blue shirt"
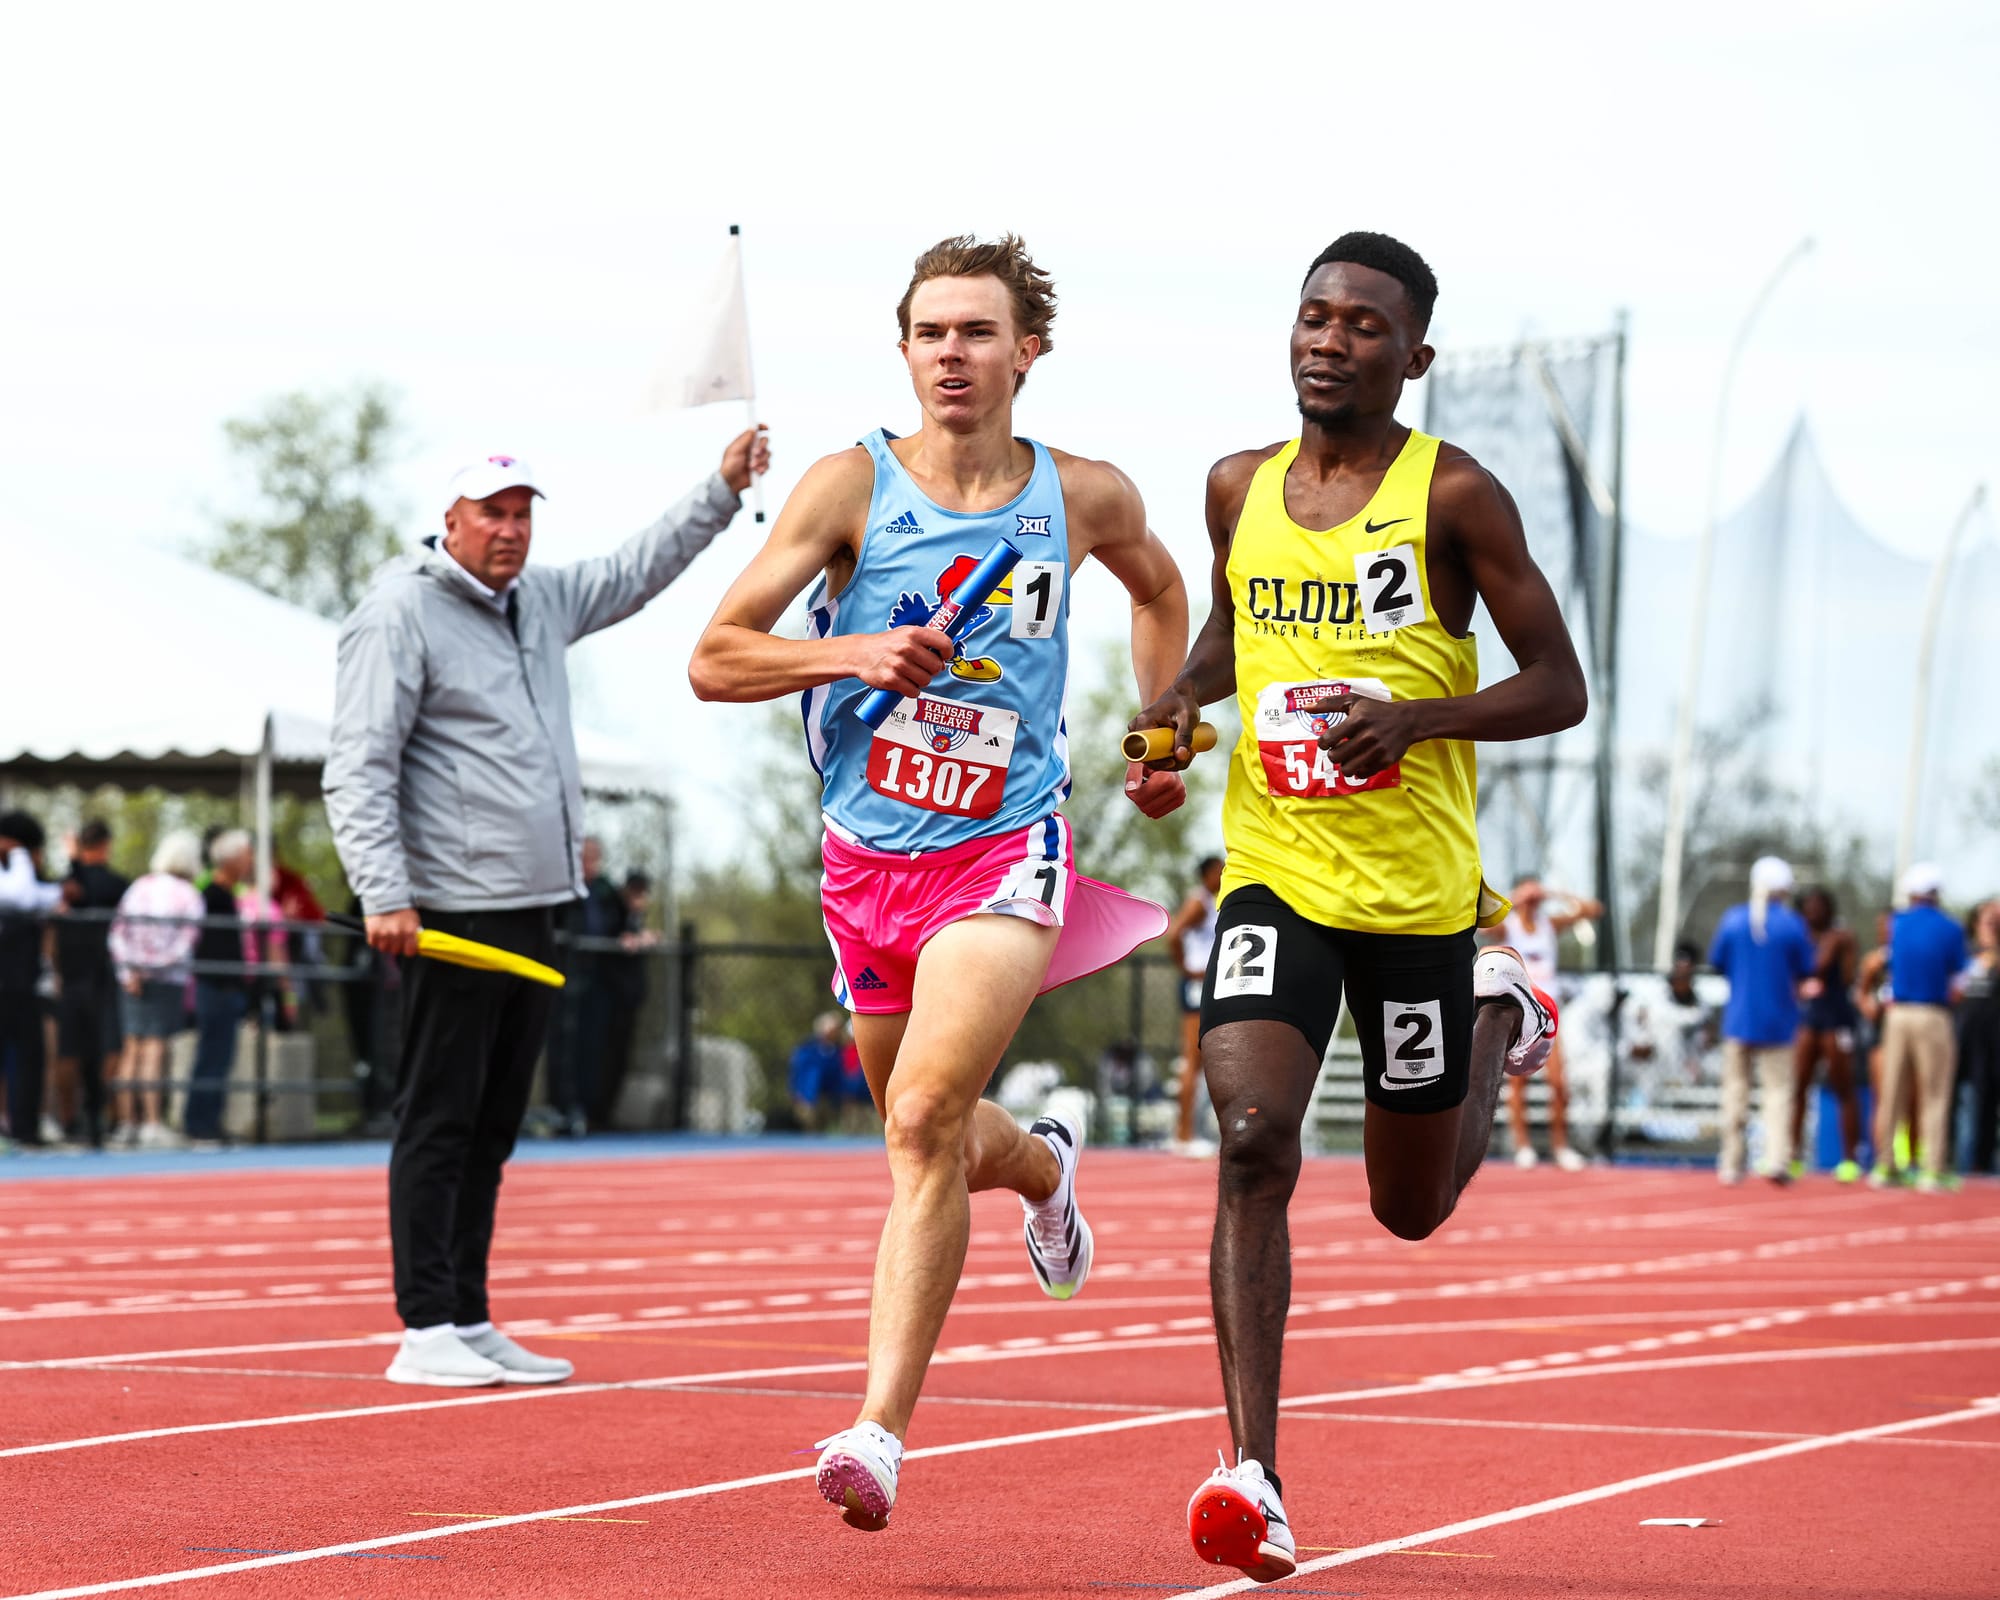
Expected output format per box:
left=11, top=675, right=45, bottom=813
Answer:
left=789, top=1012, right=846, bottom=1132
left=1874, top=864, right=1968, bottom=1190
left=1708, top=857, right=1816, bottom=1184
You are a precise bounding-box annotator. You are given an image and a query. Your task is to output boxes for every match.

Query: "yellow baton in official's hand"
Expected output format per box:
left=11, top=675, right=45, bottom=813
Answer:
left=415, top=929, right=566, bottom=988
left=1121, top=723, right=1219, bottom=763
left=330, top=915, right=566, bottom=988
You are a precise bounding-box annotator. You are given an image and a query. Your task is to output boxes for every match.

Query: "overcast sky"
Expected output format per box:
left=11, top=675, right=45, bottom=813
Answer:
left=6, top=1, right=1993, bottom=856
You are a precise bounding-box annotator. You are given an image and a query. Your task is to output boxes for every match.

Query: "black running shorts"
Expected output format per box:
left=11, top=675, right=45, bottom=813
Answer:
left=1199, top=883, right=1476, bottom=1112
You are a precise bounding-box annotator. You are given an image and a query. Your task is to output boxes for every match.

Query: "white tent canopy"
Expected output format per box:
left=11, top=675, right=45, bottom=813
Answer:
left=1, top=528, right=673, bottom=885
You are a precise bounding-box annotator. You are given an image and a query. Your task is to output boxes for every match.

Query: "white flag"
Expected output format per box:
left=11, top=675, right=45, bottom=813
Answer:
left=649, top=233, right=753, bottom=411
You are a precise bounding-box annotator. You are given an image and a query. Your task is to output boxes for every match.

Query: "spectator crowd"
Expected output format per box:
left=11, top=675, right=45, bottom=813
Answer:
left=0, top=810, right=671, bottom=1152
left=3, top=805, right=1999, bottom=1182
left=1699, top=856, right=1998, bottom=1190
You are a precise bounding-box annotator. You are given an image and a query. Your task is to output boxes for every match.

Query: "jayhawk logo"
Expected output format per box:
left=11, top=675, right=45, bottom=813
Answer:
left=888, top=555, right=1014, bottom=682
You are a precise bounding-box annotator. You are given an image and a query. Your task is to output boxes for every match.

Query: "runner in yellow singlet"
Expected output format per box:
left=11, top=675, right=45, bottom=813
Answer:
left=1133, top=232, right=1587, bottom=1584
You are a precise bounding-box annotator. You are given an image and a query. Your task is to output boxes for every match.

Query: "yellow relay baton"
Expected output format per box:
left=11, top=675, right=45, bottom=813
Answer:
left=330, top=915, right=566, bottom=989
left=1121, top=722, right=1219, bottom=764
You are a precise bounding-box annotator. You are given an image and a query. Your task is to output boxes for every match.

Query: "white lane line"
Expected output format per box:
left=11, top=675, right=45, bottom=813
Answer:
left=6, top=1315, right=1995, bottom=1463
left=0, top=1292, right=1930, bottom=1373
left=3, top=1216, right=1984, bottom=1328
left=1165, top=1395, right=2000, bottom=1598
left=1278, top=1408, right=2000, bottom=1451
left=9, top=1376, right=1997, bottom=1596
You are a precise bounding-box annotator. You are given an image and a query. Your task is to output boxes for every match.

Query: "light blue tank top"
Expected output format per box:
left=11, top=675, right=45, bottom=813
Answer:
left=802, top=429, right=1072, bottom=853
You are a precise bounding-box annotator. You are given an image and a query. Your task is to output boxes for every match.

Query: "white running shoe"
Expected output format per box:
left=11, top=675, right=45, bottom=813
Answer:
left=1187, top=1453, right=1296, bottom=1583
left=384, top=1328, right=506, bottom=1388
left=1022, top=1111, right=1093, bottom=1300
left=814, top=1421, right=902, bottom=1531
left=1474, top=946, right=1559, bottom=1076
left=1514, top=1144, right=1540, bottom=1170
left=458, top=1327, right=574, bottom=1384
left=1553, top=1145, right=1588, bottom=1173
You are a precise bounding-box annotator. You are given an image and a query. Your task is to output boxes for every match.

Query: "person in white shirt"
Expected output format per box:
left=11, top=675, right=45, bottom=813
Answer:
left=1162, top=855, right=1224, bottom=1154
left=1496, top=875, right=1601, bottom=1170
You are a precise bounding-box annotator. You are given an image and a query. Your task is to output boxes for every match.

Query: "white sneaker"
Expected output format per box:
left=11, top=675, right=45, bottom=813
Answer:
left=1022, top=1111, right=1093, bottom=1300
left=814, top=1421, right=902, bottom=1531
left=1187, top=1453, right=1296, bottom=1583
left=458, top=1327, right=573, bottom=1384
left=138, top=1122, right=179, bottom=1149
left=1513, top=1144, right=1540, bottom=1169
left=1553, top=1145, right=1587, bottom=1173
left=1172, top=1137, right=1218, bottom=1158
left=385, top=1329, right=506, bottom=1388
left=39, top=1116, right=66, bottom=1145
left=1474, top=946, right=1559, bottom=1075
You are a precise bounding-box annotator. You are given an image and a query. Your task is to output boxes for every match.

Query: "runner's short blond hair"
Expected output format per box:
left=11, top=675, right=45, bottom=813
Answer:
left=896, top=235, right=1056, bottom=395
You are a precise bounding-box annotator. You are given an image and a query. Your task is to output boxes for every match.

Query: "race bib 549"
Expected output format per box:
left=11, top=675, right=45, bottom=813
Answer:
left=1253, top=678, right=1402, bottom=799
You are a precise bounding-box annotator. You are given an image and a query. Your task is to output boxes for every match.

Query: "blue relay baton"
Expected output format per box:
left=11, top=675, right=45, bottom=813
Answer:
left=854, top=537, right=1024, bottom=729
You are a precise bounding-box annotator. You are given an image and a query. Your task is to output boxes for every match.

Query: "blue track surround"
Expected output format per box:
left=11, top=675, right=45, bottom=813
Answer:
left=0, top=1132, right=887, bottom=1182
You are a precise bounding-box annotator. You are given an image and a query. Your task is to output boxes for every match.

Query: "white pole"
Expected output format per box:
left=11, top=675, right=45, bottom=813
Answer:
left=1651, top=237, right=1815, bottom=970
left=254, top=715, right=274, bottom=901
left=731, top=223, right=765, bottom=525
left=1894, top=484, right=1987, bottom=888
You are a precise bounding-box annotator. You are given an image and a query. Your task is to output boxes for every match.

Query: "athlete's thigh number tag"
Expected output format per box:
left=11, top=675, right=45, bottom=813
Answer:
left=986, top=853, right=1068, bottom=915
left=1213, top=924, right=1278, bottom=999
left=1379, top=998, right=1445, bottom=1091
left=1355, top=543, right=1427, bottom=634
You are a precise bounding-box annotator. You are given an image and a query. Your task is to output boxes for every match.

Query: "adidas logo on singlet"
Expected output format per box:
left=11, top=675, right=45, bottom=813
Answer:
left=852, top=967, right=890, bottom=992
left=880, top=509, right=924, bottom=537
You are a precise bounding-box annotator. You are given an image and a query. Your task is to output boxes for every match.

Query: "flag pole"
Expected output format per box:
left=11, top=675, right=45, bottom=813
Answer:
left=730, top=223, right=765, bottom=523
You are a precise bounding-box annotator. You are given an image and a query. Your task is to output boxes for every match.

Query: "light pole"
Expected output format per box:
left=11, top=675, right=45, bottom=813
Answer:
left=1651, top=237, right=1816, bottom=971
left=1894, top=484, right=1988, bottom=889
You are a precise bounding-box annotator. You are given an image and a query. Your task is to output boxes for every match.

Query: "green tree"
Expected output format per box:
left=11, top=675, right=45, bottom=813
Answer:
left=203, top=384, right=407, bottom=621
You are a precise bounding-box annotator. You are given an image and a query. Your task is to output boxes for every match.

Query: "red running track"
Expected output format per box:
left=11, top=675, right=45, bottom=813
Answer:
left=2, top=1150, right=1998, bottom=1598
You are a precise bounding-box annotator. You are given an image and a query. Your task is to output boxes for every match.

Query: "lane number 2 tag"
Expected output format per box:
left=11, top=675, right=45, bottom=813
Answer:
left=1355, top=543, right=1426, bottom=633
left=1379, top=998, right=1445, bottom=1091
left=1213, top=924, right=1277, bottom=999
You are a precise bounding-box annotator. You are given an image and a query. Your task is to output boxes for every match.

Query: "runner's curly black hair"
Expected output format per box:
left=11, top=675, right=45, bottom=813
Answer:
left=1302, top=232, right=1438, bottom=331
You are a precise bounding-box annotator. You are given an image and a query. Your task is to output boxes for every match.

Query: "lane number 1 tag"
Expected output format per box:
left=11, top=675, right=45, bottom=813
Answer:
left=1012, top=561, right=1063, bottom=639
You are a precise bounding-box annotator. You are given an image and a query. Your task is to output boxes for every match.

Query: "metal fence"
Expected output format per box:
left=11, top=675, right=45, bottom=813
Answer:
left=10, top=909, right=1827, bottom=1166
left=0, top=909, right=1194, bottom=1148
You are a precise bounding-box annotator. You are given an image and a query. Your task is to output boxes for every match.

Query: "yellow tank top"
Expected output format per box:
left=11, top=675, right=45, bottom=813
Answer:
left=1219, top=430, right=1499, bottom=935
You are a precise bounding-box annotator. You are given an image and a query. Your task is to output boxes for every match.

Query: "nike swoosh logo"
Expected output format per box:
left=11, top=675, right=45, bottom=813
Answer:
left=1364, top=516, right=1410, bottom=535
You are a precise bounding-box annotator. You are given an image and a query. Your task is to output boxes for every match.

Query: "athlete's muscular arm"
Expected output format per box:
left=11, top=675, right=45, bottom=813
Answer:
left=1129, top=448, right=1270, bottom=768
left=1313, top=450, right=1588, bottom=780
left=1549, top=896, right=1604, bottom=935
left=1061, top=453, right=1189, bottom=819
left=689, top=449, right=954, bottom=703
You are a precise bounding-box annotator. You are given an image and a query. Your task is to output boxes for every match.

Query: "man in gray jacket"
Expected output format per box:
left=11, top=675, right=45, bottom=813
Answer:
left=326, top=427, right=768, bottom=1387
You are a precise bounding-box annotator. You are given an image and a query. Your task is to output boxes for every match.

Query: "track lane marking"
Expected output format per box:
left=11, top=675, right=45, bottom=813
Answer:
left=9, top=1360, right=1997, bottom=1596
left=1164, top=1394, right=2000, bottom=1597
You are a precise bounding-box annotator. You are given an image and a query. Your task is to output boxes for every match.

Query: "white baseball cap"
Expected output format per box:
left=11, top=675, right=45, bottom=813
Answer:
left=1750, top=855, right=1794, bottom=896
left=1901, top=862, right=1944, bottom=899
left=444, top=454, right=544, bottom=514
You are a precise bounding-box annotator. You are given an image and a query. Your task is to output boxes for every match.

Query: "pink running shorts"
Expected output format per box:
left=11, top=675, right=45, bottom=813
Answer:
left=821, top=813, right=1168, bottom=1014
